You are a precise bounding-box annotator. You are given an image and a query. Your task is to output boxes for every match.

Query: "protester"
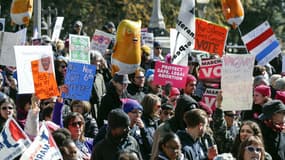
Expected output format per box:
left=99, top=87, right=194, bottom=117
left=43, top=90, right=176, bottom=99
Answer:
left=127, top=69, right=146, bottom=103
left=70, top=100, right=98, bottom=138
left=153, top=42, right=164, bottom=61
left=97, top=72, right=130, bottom=127
left=258, top=100, right=285, bottom=160
left=159, top=103, right=174, bottom=124
left=156, top=132, right=184, bottom=160
left=91, top=108, right=142, bottom=160
left=238, top=136, right=265, bottom=160
left=71, top=20, right=87, bottom=36
left=176, top=109, right=209, bottom=160
left=63, top=112, right=93, bottom=160
left=0, top=97, right=16, bottom=131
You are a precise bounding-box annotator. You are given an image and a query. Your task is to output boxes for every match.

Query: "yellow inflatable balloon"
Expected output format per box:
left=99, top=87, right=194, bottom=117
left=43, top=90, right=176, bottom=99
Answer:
left=221, top=0, right=244, bottom=29
left=111, top=19, right=142, bottom=74
left=10, top=0, right=33, bottom=26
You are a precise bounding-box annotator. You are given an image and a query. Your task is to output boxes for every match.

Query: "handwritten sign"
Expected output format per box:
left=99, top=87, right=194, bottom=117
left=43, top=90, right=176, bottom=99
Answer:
left=62, top=62, right=96, bottom=100
left=153, top=61, right=189, bottom=88
left=69, top=34, right=90, bottom=64
left=14, top=46, right=54, bottom=94
left=51, top=17, right=64, bottom=42
left=195, top=18, right=228, bottom=57
left=31, top=57, right=59, bottom=99
left=0, top=32, right=21, bottom=66
left=90, top=29, right=115, bottom=54
left=201, top=88, right=220, bottom=111
left=198, top=58, right=222, bottom=81
left=221, top=54, right=255, bottom=111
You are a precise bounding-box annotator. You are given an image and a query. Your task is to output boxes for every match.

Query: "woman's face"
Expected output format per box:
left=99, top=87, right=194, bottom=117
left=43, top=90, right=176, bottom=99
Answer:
left=127, top=109, right=142, bottom=125
left=153, top=101, right=161, bottom=117
left=67, top=117, right=84, bottom=140
left=0, top=102, right=14, bottom=119
left=58, top=62, right=67, bottom=76
left=243, top=144, right=263, bottom=160
left=253, top=91, right=266, bottom=105
left=240, top=124, right=254, bottom=142
left=162, top=138, right=181, bottom=160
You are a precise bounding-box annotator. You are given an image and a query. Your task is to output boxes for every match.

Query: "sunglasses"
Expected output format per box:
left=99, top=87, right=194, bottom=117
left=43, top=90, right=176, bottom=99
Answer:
left=69, top=121, right=83, bottom=127
left=1, top=106, right=13, bottom=110
left=61, top=65, right=67, bottom=69
left=245, top=146, right=262, bottom=153
left=156, top=47, right=162, bottom=49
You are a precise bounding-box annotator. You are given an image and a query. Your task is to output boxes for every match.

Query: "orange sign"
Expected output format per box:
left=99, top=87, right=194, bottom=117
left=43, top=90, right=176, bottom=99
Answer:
left=195, top=19, right=228, bottom=57
left=31, top=57, right=59, bottom=99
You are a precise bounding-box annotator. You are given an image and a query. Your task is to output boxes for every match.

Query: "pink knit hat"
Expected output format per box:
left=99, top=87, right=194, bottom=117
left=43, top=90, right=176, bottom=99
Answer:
left=275, top=91, right=285, bottom=104
left=254, top=85, right=271, bottom=97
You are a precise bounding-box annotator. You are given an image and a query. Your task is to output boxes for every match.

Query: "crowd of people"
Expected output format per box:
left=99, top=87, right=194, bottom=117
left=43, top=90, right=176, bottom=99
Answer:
left=0, top=20, right=285, bottom=160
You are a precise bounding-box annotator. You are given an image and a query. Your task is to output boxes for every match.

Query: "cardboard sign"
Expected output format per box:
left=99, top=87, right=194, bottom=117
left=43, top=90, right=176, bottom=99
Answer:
left=201, top=88, right=220, bottom=111
left=62, top=62, right=96, bottom=100
left=195, top=18, right=228, bottom=57
left=153, top=61, right=189, bottom=88
left=51, top=17, right=64, bottom=42
left=90, top=29, right=115, bottom=54
left=69, top=34, right=90, bottom=64
left=14, top=46, right=54, bottom=94
left=198, top=58, right=222, bottom=81
left=0, top=32, right=21, bottom=66
left=221, top=54, right=255, bottom=111
left=31, top=57, right=59, bottom=99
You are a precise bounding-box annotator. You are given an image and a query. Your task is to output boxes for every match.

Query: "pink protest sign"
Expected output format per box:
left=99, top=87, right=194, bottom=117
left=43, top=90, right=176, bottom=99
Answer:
left=153, top=61, right=189, bottom=88
left=201, top=88, right=220, bottom=111
left=198, top=58, right=222, bottom=81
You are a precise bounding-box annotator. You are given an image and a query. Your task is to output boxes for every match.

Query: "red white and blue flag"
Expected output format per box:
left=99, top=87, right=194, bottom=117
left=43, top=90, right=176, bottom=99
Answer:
left=0, top=117, right=31, bottom=160
left=241, top=21, right=281, bottom=65
left=20, top=121, right=62, bottom=160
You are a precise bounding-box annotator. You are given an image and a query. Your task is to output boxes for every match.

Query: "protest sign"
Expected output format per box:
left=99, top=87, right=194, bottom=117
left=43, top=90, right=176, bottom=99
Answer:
left=14, top=46, right=54, bottom=94
left=16, top=28, right=27, bottom=45
left=0, top=118, right=31, bottom=160
left=62, top=62, right=96, bottom=100
left=198, top=58, right=222, bottom=81
left=0, top=18, right=5, bottom=31
left=31, top=56, right=59, bottom=100
left=90, top=29, right=115, bottom=55
left=221, top=54, right=255, bottom=111
left=170, top=28, right=190, bottom=66
left=153, top=61, right=189, bottom=88
left=201, top=88, right=220, bottom=111
left=51, top=17, right=64, bottom=42
left=141, top=30, right=154, bottom=56
left=0, top=32, right=21, bottom=66
left=69, top=34, right=90, bottom=64
left=242, top=21, right=281, bottom=65
left=195, top=18, right=228, bottom=57
left=20, top=122, right=62, bottom=160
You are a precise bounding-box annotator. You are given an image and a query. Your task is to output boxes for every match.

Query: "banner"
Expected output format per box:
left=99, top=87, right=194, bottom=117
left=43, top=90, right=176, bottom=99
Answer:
left=31, top=56, right=59, bottom=99
left=14, top=46, right=54, bottom=94
left=0, top=118, right=31, bottom=160
left=62, top=62, right=96, bottom=100
left=241, top=21, right=281, bottom=65
left=90, top=29, right=115, bottom=55
left=0, top=18, right=5, bottom=31
left=0, top=32, right=21, bottom=66
left=20, top=122, right=62, bottom=160
left=221, top=54, right=255, bottom=111
left=201, top=88, right=220, bottom=111
left=153, top=61, right=189, bottom=88
left=195, top=19, right=228, bottom=57
left=51, top=17, right=64, bottom=42
left=198, top=58, right=222, bottom=81
left=69, top=34, right=90, bottom=64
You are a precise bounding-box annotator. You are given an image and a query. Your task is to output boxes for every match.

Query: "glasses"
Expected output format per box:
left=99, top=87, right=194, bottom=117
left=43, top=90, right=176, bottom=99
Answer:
left=61, top=65, right=67, bottom=69
left=1, top=106, right=13, bottom=110
left=156, top=47, right=162, bottom=50
left=135, top=76, right=145, bottom=79
left=245, top=146, right=262, bottom=153
left=69, top=121, right=83, bottom=127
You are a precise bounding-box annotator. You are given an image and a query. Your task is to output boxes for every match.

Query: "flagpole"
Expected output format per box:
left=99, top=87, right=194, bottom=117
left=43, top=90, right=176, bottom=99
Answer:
left=237, top=26, right=250, bottom=54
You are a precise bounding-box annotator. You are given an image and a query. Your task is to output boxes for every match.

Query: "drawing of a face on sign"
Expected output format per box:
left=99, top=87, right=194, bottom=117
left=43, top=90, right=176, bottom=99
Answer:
left=39, top=55, right=52, bottom=73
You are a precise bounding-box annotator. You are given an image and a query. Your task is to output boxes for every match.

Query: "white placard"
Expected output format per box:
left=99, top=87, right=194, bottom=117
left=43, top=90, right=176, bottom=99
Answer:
left=0, top=32, right=21, bottom=66
left=51, top=17, right=64, bottom=42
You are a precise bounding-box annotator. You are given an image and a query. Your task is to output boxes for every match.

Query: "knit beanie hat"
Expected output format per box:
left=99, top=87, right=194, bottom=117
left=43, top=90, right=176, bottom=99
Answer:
left=254, top=85, right=271, bottom=97
left=108, top=108, right=130, bottom=129
left=275, top=91, right=285, bottom=104
left=122, top=98, right=143, bottom=113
